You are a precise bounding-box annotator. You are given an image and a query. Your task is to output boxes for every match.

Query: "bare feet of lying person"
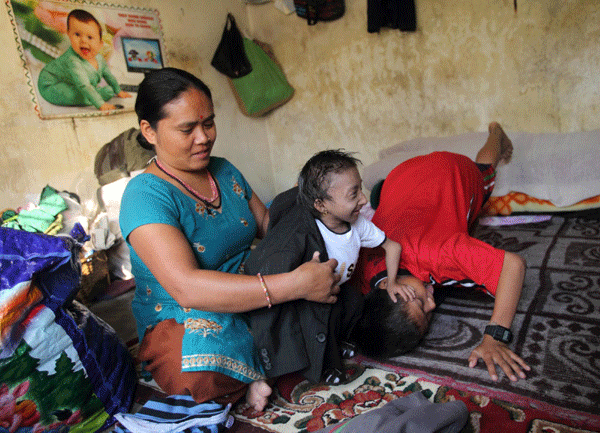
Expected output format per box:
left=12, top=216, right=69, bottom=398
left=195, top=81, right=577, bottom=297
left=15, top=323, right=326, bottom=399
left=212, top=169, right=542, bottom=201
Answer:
left=490, top=121, right=513, bottom=163
left=246, top=379, right=272, bottom=412
left=476, top=122, right=514, bottom=168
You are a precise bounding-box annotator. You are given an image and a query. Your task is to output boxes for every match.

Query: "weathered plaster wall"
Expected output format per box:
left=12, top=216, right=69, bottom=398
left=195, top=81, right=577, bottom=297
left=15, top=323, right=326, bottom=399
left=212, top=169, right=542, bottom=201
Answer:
left=1, top=0, right=599, bottom=211
left=247, top=0, right=600, bottom=194
left=0, top=0, right=275, bottom=210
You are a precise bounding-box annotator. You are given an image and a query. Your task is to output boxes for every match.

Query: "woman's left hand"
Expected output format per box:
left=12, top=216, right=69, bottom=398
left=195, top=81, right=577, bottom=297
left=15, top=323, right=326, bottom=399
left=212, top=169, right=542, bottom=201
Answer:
left=468, top=335, right=530, bottom=382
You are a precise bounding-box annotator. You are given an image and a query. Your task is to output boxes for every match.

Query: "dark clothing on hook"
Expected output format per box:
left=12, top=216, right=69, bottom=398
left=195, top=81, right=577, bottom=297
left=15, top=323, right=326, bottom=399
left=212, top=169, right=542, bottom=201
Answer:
left=368, top=0, right=417, bottom=33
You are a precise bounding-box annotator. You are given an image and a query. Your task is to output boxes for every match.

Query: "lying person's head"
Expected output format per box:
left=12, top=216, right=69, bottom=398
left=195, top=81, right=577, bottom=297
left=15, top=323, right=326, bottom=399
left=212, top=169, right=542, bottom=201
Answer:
left=352, top=278, right=435, bottom=358
left=297, top=149, right=368, bottom=229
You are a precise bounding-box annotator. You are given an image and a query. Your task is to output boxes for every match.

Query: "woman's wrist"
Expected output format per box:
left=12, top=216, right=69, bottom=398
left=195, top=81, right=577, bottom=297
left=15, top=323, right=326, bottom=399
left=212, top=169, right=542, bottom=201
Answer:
left=263, top=271, right=298, bottom=305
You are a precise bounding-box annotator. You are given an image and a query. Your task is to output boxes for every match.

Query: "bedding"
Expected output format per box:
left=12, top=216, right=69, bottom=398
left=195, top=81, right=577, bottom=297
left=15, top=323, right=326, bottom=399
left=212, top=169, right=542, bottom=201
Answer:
left=0, top=227, right=137, bottom=433
left=363, top=129, right=600, bottom=214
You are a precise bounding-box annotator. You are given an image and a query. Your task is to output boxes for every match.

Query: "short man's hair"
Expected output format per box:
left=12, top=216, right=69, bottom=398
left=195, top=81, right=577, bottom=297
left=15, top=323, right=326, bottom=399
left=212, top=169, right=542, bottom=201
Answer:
left=297, top=149, right=361, bottom=217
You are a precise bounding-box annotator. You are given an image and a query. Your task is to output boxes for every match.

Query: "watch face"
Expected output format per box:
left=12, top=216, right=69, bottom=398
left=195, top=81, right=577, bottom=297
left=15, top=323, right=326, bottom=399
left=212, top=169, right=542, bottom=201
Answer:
left=485, top=325, right=513, bottom=343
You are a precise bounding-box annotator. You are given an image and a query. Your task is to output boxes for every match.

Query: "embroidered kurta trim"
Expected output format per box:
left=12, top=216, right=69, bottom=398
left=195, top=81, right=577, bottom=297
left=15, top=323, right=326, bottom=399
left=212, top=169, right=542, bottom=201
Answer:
left=182, top=354, right=264, bottom=381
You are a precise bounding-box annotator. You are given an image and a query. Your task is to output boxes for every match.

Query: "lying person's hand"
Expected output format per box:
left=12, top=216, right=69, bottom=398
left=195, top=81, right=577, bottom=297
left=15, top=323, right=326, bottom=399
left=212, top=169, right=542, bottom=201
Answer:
left=294, top=251, right=341, bottom=304
left=468, top=335, right=531, bottom=382
left=385, top=281, right=416, bottom=303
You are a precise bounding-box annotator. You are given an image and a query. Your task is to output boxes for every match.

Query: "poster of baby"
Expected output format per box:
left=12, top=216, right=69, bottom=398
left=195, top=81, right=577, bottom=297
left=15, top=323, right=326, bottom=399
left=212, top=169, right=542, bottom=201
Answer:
left=6, top=0, right=166, bottom=119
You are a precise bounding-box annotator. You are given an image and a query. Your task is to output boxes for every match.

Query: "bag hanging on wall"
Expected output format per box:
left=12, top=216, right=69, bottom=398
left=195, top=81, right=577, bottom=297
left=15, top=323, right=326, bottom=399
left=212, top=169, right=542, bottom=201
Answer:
left=294, top=0, right=345, bottom=25
left=211, top=13, right=252, bottom=78
left=229, top=39, right=295, bottom=117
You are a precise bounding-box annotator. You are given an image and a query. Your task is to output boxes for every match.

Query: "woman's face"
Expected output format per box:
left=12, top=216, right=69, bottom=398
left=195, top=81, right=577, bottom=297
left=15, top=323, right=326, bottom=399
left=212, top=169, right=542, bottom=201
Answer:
left=142, top=86, right=216, bottom=172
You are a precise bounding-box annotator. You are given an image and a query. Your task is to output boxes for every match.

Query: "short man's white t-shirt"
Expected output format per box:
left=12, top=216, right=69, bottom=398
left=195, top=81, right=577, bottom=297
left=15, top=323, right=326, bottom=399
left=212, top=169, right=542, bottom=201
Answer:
left=315, top=214, right=386, bottom=284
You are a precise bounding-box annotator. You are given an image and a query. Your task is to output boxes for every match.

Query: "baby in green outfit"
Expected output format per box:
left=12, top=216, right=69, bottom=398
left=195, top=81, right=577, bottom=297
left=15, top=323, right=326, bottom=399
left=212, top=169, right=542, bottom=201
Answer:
left=38, top=9, right=131, bottom=111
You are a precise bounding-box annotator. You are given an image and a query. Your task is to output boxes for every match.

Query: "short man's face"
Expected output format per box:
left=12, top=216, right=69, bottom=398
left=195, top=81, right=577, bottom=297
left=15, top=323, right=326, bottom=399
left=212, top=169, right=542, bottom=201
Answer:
left=68, top=18, right=102, bottom=62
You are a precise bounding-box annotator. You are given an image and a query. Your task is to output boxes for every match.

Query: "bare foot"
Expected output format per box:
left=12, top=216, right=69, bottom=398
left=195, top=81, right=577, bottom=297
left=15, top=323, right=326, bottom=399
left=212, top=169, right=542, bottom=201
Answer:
left=476, top=122, right=513, bottom=167
left=246, top=380, right=272, bottom=412
left=488, top=121, right=513, bottom=163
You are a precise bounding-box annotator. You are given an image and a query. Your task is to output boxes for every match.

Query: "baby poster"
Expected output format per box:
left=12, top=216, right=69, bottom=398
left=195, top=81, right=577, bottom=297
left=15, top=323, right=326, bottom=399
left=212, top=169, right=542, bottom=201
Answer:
left=6, top=0, right=166, bottom=119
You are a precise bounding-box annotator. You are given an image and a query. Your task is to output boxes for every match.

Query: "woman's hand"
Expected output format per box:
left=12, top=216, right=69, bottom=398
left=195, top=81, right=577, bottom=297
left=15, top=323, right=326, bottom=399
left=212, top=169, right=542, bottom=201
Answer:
left=293, top=251, right=341, bottom=304
left=468, top=335, right=531, bottom=382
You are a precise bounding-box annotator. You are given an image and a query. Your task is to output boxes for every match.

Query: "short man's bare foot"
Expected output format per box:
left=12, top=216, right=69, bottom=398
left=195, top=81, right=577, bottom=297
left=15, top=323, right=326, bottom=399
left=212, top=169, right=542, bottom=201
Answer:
left=488, top=121, right=513, bottom=163
left=246, top=380, right=272, bottom=412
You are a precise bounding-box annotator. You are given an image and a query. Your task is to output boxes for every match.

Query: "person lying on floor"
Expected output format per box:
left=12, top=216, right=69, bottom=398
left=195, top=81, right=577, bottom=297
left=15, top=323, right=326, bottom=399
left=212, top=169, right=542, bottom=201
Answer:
left=244, top=149, right=414, bottom=385
left=352, top=122, right=531, bottom=383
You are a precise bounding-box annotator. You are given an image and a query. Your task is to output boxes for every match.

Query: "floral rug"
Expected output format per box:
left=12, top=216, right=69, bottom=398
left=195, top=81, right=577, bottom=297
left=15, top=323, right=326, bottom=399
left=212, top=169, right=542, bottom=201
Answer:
left=231, top=361, right=600, bottom=433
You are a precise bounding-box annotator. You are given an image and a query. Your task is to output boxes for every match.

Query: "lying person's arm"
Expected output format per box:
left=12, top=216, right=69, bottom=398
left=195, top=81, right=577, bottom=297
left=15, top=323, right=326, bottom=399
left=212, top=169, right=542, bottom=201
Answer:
left=468, top=251, right=531, bottom=381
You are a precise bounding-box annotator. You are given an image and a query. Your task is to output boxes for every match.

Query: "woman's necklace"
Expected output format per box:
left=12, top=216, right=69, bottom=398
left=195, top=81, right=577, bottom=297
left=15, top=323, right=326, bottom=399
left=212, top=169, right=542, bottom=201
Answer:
left=153, top=157, right=219, bottom=207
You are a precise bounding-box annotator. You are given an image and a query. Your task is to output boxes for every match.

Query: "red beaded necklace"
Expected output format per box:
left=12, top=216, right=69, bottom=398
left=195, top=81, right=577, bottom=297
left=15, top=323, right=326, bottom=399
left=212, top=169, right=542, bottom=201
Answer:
left=154, top=157, right=219, bottom=206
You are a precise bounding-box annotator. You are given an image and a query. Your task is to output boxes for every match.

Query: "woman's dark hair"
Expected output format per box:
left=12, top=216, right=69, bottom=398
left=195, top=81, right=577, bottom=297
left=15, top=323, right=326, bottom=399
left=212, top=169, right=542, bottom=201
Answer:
left=351, top=289, right=425, bottom=359
left=297, top=149, right=361, bottom=217
left=135, top=67, right=212, bottom=150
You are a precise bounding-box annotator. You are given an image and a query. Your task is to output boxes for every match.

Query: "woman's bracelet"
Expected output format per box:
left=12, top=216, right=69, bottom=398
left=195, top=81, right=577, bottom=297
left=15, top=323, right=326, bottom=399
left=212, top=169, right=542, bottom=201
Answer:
left=257, top=273, right=272, bottom=308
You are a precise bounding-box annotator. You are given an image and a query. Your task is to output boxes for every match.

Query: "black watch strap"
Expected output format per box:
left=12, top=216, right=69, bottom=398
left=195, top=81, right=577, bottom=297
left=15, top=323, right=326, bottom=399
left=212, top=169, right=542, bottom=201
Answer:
left=484, top=324, right=513, bottom=344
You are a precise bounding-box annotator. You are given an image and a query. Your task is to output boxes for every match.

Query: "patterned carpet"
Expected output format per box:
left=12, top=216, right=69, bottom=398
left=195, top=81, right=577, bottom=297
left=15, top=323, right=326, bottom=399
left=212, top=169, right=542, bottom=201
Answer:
left=229, top=213, right=600, bottom=433
left=362, top=213, right=600, bottom=424
left=230, top=361, right=600, bottom=433
left=117, top=213, right=600, bottom=433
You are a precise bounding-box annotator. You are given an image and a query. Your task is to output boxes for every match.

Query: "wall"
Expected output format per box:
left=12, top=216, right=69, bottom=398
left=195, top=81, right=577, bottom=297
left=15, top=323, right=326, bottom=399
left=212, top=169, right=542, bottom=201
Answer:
left=246, top=0, right=600, bottom=194
left=1, top=0, right=599, bottom=212
left=0, top=0, right=275, bottom=210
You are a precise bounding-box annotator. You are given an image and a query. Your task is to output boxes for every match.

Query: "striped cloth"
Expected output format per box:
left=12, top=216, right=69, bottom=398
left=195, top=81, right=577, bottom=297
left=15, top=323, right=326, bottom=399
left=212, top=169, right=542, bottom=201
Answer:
left=114, top=395, right=234, bottom=433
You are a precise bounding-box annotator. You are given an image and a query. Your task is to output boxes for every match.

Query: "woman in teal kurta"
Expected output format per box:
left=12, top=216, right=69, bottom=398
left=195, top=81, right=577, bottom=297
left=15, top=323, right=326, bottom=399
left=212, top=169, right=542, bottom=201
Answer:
left=120, top=156, right=264, bottom=383
left=119, top=68, right=340, bottom=412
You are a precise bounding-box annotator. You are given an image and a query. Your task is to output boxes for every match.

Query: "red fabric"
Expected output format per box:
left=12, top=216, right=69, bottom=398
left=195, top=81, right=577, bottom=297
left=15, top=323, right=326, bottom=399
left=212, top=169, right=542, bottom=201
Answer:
left=357, top=152, right=504, bottom=295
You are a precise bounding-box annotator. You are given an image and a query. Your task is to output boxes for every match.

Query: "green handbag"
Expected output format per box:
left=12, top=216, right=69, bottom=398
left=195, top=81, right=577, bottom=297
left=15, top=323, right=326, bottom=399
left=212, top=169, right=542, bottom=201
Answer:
left=229, top=39, right=294, bottom=117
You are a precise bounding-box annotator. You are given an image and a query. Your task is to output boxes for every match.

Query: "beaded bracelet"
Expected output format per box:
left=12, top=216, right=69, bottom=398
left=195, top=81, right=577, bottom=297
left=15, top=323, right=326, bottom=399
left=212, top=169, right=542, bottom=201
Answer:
left=257, top=273, right=272, bottom=308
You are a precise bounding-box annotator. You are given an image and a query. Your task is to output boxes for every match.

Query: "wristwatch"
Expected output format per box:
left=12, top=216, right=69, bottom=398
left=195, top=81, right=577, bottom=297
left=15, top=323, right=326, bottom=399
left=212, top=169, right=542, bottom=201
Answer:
left=484, top=324, right=513, bottom=344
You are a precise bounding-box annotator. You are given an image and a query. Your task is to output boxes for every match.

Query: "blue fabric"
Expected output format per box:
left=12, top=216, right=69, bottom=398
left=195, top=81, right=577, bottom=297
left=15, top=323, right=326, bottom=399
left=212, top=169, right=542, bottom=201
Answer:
left=119, top=157, right=264, bottom=383
left=56, top=301, right=137, bottom=423
left=0, top=226, right=136, bottom=432
left=114, top=396, right=233, bottom=433
left=0, top=228, right=78, bottom=309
